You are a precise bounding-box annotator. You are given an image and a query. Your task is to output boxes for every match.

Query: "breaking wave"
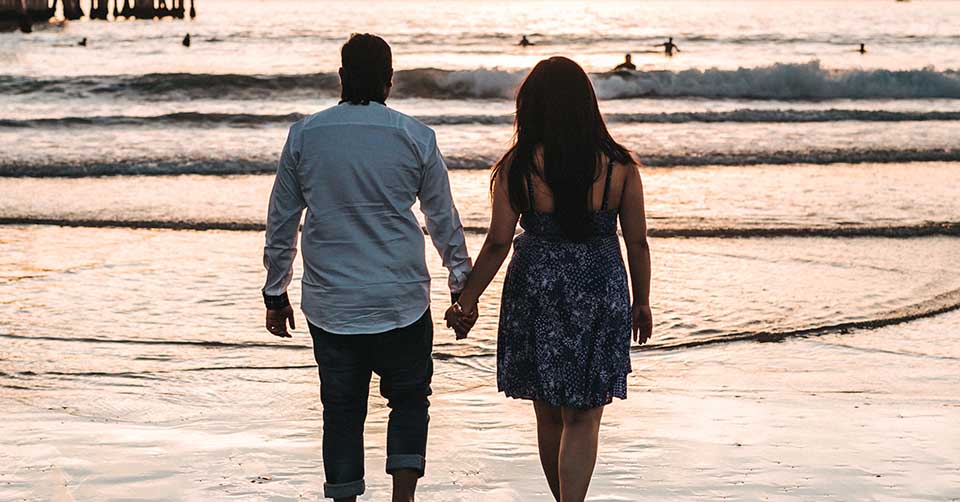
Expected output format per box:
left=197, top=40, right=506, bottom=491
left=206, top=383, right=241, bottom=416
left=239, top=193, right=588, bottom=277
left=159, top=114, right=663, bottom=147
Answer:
left=650, top=287, right=960, bottom=351
left=1, top=148, right=958, bottom=177
left=4, top=108, right=960, bottom=128
left=2, top=216, right=958, bottom=239
left=2, top=62, right=959, bottom=100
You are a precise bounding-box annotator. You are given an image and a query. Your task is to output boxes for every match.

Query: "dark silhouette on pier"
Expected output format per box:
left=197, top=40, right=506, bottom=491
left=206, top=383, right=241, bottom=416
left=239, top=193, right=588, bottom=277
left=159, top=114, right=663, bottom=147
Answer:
left=518, top=35, right=534, bottom=47
left=656, top=37, right=681, bottom=56
left=613, top=53, right=636, bottom=71
left=1, top=0, right=196, bottom=30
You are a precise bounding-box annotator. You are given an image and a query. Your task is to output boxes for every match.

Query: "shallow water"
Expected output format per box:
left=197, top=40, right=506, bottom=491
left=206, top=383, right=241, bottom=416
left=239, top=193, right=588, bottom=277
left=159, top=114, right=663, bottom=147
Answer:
left=3, top=302, right=959, bottom=501
left=2, top=226, right=959, bottom=382
left=3, top=163, right=959, bottom=233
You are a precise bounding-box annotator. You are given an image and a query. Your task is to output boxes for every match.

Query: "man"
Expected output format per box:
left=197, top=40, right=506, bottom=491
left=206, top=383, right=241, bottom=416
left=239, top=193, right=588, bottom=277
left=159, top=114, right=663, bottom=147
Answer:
left=613, top=53, right=636, bottom=71
left=656, top=37, right=681, bottom=56
left=261, top=34, right=474, bottom=501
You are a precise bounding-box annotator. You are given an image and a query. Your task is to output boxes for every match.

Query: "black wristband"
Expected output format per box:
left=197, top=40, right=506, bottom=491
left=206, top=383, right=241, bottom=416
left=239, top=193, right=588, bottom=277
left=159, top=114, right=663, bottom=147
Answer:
left=263, top=291, right=290, bottom=310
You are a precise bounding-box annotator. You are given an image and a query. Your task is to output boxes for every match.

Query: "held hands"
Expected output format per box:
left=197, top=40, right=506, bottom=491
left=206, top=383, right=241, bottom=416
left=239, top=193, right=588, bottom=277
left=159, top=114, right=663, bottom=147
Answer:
left=444, top=301, right=479, bottom=340
left=632, top=303, right=653, bottom=345
left=265, top=305, right=296, bottom=338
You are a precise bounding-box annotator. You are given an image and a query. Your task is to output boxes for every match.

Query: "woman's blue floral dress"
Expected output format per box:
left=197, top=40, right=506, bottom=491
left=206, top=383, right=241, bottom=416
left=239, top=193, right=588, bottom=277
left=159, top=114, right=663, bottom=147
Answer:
left=497, top=162, right=632, bottom=409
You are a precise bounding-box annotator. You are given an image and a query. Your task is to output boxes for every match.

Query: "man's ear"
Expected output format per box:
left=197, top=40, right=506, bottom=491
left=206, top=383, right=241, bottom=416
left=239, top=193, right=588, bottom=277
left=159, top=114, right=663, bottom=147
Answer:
left=338, top=67, right=345, bottom=80
left=387, top=69, right=394, bottom=88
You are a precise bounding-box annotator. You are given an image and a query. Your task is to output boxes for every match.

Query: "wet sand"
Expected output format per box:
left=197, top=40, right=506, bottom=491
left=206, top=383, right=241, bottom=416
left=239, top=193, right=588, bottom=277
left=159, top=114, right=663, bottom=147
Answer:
left=3, top=310, right=958, bottom=501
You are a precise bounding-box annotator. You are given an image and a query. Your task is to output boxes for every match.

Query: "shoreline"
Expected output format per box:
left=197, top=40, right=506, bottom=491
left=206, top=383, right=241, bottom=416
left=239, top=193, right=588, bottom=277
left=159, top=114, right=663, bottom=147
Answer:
left=3, top=310, right=959, bottom=501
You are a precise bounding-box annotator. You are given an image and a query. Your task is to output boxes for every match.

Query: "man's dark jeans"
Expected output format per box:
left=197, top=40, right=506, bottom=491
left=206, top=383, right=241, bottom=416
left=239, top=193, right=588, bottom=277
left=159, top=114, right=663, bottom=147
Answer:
left=309, top=311, right=434, bottom=500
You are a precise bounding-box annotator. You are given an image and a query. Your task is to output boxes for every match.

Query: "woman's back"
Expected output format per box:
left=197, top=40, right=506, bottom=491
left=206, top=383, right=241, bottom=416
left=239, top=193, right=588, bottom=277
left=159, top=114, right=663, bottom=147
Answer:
left=519, top=156, right=628, bottom=241
left=523, top=155, right=627, bottom=215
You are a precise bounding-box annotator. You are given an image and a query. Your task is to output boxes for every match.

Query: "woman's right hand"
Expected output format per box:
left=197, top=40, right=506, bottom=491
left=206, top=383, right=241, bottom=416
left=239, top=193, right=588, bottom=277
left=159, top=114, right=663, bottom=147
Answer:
left=632, top=304, right=653, bottom=345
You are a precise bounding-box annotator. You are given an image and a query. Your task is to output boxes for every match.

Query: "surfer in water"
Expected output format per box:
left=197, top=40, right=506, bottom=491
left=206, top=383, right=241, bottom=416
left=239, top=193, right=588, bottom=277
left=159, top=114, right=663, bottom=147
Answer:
left=182, top=34, right=191, bottom=47
left=613, top=53, right=636, bottom=71
left=655, top=37, right=680, bottom=56
left=519, top=35, right=534, bottom=47
left=857, top=43, right=867, bottom=54
left=78, top=38, right=88, bottom=47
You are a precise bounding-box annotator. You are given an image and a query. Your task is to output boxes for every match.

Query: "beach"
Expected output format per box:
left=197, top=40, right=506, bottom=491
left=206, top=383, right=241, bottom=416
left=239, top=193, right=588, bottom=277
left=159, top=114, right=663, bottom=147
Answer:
left=3, top=0, right=960, bottom=499
left=3, top=282, right=959, bottom=500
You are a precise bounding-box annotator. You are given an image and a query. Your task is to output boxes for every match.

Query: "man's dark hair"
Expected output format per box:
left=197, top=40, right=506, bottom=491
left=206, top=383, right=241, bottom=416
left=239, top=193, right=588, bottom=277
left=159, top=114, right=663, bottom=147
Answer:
left=340, top=34, right=393, bottom=105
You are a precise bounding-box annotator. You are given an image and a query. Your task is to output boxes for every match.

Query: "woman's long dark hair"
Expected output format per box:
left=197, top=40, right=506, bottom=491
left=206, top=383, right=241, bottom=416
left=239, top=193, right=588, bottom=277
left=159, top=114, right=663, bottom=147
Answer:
left=491, top=57, right=632, bottom=241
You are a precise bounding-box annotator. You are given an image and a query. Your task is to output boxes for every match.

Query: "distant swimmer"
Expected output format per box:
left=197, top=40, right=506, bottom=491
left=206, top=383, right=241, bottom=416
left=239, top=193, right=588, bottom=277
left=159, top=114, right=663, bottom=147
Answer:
left=857, top=43, right=867, bottom=54
left=613, top=53, right=636, bottom=71
left=78, top=38, right=87, bottom=47
left=182, top=34, right=191, bottom=47
left=655, top=37, right=681, bottom=56
left=518, top=35, right=534, bottom=47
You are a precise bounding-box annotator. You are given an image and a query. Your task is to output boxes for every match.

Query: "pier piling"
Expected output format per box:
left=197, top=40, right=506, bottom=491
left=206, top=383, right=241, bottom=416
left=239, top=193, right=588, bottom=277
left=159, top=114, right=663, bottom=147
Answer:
left=1, top=0, right=53, bottom=31
left=89, top=0, right=107, bottom=19
left=1, top=0, right=193, bottom=29
left=62, top=0, right=83, bottom=20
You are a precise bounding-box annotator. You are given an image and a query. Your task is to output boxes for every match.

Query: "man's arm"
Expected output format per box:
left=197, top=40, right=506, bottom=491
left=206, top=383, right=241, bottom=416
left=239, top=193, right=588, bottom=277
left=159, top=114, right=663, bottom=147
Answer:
left=417, top=132, right=473, bottom=301
left=262, top=123, right=306, bottom=337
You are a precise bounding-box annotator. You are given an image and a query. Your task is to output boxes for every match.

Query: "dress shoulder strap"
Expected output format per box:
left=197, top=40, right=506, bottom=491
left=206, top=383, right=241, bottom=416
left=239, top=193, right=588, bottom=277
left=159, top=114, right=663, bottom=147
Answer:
left=601, top=159, right=614, bottom=211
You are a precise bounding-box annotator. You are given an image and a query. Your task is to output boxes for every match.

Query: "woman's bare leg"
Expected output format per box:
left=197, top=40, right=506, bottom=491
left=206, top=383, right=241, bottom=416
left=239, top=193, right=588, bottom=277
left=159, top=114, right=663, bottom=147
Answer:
left=558, top=406, right=604, bottom=502
left=533, top=400, right=564, bottom=500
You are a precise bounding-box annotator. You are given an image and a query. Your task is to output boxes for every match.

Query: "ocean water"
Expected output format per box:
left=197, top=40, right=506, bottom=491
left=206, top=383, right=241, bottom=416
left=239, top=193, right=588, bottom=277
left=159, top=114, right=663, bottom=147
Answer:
left=2, top=0, right=960, bottom=392
left=2, top=1, right=960, bottom=499
left=2, top=0, right=960, bottom=175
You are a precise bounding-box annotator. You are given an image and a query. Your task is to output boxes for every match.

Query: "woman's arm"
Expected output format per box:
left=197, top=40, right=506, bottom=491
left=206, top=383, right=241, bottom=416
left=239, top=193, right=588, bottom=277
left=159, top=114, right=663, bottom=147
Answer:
left=619, top=161, right=653, bottom=344
left=455, top=172, right=520, bottom=315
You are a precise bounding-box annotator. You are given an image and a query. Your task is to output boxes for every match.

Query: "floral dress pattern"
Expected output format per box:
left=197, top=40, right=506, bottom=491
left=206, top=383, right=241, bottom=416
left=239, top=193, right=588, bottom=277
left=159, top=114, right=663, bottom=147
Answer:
left=497, top=162, right=632, bottom=409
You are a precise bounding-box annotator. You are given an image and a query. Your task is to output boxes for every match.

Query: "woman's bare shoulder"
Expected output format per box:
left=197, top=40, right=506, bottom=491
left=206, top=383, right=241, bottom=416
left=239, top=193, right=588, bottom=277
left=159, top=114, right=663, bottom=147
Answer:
left=612, top=152, right=643, bottom=181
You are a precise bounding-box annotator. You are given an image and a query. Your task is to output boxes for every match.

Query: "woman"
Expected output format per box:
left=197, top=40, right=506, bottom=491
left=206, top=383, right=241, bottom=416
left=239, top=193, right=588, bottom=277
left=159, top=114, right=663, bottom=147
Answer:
left=446, top=57, right=653, bottom=502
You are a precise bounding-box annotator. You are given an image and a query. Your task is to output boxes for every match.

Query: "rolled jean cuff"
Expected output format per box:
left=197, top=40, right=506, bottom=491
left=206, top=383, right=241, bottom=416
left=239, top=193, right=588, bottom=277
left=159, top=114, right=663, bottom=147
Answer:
left=385, top=454, right=426, bottom=477
left=323, top=479, right=365, bottom=499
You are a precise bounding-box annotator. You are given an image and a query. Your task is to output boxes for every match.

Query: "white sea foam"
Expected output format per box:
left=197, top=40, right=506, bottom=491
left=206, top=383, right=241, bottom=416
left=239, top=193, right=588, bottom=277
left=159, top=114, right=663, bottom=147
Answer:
left=4, top=62, right=958, bottom=100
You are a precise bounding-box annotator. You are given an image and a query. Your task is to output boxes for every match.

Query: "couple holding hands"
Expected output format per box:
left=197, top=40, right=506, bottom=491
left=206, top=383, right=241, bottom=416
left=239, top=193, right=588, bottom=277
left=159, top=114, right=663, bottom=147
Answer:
left=262, top=33, right=652, bottom=502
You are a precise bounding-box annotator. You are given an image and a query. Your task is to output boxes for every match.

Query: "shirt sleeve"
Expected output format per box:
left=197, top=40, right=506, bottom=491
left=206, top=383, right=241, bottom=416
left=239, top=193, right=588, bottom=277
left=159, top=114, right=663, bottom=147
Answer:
left=262, top=122, right=306, bottom=299
left=417, top=132, right=473, bottom=293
